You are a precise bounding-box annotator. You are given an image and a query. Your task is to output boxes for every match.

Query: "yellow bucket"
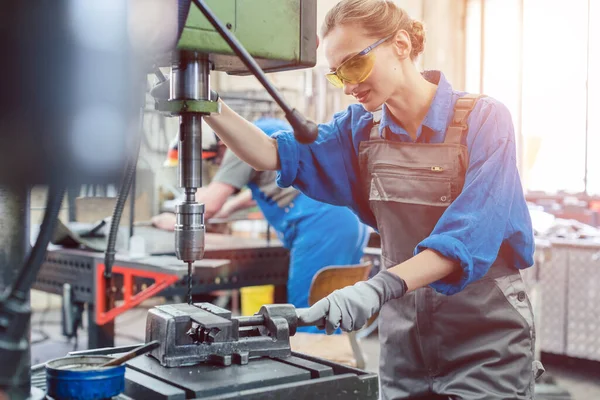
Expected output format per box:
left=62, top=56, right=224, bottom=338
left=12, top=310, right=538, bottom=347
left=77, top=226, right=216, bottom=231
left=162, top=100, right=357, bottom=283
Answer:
left=240, top=285, right=274, bottom=316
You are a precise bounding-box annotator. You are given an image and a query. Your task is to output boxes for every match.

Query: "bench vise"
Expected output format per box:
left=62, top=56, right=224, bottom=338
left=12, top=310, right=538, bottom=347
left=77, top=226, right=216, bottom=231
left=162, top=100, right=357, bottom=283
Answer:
left=146, top=302, right=306, bottom=368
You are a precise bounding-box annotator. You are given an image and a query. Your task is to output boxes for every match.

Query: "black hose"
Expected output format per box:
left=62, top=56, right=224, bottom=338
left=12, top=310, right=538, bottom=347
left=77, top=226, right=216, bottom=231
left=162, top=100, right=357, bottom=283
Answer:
left=9, top=185, right=65, bottom=302
left=104, top=107, right=144, bottom=279
left=129, top=164, right=136, bottom=239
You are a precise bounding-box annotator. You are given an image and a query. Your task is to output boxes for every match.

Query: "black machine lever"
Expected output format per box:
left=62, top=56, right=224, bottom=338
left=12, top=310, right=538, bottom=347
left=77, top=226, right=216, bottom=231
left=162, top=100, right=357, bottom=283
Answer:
left=191, top=0, right=319, bottom=145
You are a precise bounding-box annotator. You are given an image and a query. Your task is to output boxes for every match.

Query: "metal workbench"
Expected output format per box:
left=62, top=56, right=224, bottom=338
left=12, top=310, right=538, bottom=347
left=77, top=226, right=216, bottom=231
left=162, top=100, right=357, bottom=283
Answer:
left=31, top=344, right=379, bottom=400
left=33, top=228, right=290, bottom=349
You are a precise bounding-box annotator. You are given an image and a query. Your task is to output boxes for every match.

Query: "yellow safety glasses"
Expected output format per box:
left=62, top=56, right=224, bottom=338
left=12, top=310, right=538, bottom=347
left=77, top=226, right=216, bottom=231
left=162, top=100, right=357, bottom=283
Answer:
left=325, top=35, right=393, bottom=88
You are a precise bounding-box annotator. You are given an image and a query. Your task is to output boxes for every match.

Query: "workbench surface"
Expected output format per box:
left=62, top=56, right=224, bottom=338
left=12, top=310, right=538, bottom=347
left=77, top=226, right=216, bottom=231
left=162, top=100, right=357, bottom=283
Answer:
left=32, top=345, right=379, bottom=400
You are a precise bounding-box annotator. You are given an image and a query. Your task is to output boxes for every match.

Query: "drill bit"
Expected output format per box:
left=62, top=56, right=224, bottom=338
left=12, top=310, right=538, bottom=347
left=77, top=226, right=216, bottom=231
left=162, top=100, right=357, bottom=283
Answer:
left=187, top=261, right=193, bottom=305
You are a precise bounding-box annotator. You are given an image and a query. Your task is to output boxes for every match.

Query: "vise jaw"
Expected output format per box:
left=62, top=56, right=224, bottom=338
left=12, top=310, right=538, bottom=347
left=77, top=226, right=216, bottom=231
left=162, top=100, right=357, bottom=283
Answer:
left=146, top=302, right=298, bottom=368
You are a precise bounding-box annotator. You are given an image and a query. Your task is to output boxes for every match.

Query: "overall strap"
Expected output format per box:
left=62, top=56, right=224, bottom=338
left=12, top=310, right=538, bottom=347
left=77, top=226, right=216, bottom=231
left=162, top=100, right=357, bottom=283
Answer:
left=444, top=94, right=486, bottom=144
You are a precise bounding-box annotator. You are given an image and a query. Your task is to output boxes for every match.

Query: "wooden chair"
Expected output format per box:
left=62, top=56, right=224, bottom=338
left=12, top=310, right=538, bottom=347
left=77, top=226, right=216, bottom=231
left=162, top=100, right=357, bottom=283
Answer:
left=290, top=262, right=373, bottom=369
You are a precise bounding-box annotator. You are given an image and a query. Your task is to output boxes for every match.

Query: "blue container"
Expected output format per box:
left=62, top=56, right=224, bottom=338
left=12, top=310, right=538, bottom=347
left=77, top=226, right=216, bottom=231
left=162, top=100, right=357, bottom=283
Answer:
left=45, top=355, right=125, bottom=400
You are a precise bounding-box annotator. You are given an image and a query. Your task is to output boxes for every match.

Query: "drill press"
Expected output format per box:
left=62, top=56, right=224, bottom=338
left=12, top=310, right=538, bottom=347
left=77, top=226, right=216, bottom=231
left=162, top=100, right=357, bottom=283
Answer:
left=170, top=52, right=214, bottom=303
left=157, top=0, right=319, bottom=303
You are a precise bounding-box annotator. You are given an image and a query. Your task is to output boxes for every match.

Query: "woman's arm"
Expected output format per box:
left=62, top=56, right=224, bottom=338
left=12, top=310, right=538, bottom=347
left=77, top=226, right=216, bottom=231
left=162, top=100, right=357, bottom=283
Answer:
left=209, top=103, right=367, bottom=216
left=204, top=102, right=280, bottom=171
left=387, top=250, right=460, bottom=292
left=411, top=99, right=531, bottom=295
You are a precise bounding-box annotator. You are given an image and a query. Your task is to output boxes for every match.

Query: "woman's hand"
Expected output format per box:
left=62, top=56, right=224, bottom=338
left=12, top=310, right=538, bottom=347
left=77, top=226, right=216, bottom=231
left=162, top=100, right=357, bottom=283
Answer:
left=298, top=270, right=407, bottom=334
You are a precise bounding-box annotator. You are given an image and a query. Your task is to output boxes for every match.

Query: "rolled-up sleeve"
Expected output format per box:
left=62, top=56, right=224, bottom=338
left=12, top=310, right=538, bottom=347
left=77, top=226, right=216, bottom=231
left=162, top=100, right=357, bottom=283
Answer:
left=415, top=100, right=519, bottom=295
left=272, top=131, right=300, bottom=188
left=271, top=107, right=361, bottom=208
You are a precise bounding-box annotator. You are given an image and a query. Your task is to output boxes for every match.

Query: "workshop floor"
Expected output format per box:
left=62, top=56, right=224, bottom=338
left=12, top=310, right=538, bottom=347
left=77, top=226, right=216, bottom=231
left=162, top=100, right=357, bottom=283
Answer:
left=31, top=305, right=600, bottom=400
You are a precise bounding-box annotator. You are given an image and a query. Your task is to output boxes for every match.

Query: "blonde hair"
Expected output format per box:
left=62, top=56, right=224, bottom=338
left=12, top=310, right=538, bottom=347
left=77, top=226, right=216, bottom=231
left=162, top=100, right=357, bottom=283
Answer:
left=321, top=0, right=425, bottom=60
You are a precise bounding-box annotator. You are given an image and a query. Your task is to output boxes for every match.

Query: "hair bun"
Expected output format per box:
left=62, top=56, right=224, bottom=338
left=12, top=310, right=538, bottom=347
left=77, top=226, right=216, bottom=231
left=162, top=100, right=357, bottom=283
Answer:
left=409, top=19, right=426, bottom=59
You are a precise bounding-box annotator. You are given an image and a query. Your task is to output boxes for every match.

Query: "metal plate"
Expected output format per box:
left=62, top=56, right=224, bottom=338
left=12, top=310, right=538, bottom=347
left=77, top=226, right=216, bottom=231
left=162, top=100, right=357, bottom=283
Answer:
left=126, top=355, right=310, bottom=398
left=200, top=374, right=378, bottom=400
left=565, top=245, right=600, bottom=361
left=275, top=355, right=334, bottom=379
left=125, top=368, right=186, bottom=400
left=34, top=251, right=95, bottom=302
left=538, top=246, right=569, bottom=355
left=527, top=240, right=600, bottom=361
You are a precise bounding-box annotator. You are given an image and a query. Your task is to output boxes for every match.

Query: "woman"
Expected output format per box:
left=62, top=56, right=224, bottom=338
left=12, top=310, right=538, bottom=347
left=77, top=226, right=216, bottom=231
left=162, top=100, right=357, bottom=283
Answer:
left=205, top=0, right=540, bottom=398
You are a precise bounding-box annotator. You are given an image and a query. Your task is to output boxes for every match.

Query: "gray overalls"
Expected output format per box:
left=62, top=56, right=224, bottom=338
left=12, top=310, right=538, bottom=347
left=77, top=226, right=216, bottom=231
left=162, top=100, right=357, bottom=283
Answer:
left=358, top=95, right=542, bottom=399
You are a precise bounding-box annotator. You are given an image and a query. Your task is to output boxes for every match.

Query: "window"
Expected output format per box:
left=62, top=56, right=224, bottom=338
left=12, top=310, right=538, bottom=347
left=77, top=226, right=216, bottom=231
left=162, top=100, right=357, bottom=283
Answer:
left=466, top=0, right=599, bottom=194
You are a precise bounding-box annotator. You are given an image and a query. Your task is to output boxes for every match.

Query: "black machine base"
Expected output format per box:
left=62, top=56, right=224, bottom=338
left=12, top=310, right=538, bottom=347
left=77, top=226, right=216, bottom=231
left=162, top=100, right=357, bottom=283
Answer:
left=31, top=344, right=378, bottom=400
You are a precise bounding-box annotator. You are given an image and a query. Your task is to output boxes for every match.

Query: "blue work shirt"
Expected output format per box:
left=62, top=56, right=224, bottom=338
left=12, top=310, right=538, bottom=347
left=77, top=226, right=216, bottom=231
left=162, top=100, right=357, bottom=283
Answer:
left=272, top=70, right=534, bottom=295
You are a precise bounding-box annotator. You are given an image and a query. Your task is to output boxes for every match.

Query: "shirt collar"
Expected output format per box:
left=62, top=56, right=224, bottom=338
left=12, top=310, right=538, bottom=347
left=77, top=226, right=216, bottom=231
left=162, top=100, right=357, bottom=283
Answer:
left=379, top=70, right=454, bottom=142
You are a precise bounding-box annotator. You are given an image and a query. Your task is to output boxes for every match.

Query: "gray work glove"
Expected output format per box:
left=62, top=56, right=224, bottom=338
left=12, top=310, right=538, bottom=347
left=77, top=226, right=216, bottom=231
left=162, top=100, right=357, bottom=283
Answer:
left=298, top=270, right=407, bottom=334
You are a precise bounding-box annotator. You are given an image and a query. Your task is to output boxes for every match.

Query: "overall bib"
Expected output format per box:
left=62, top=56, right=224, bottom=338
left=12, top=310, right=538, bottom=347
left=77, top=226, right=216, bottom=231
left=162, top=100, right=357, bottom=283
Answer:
left=358, top=95, right=540, bottom=399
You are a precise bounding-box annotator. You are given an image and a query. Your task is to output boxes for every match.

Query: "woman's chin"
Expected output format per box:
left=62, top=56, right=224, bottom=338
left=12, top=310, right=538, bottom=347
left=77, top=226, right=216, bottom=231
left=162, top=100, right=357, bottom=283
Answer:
left=360, top=98, right=383, bottom=112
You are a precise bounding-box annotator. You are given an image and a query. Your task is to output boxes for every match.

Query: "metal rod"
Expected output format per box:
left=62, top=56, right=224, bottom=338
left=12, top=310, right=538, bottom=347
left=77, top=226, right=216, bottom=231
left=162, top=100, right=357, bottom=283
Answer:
left=187, top=262, right=193, bottom=304
left=129, top=165, right=136, bottom=238
left=235, top=315, right=265, bottom=327
left=69, top=344, right=140, bottom=357
left=99, top=340, right=160, bottom=367
left=234, top=308, right=312, bottom=327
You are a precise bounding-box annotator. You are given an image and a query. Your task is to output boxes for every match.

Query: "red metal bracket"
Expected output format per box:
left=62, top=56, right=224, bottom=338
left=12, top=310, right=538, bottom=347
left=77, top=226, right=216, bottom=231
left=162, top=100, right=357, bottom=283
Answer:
left=95, top=263, right=180, bottom=325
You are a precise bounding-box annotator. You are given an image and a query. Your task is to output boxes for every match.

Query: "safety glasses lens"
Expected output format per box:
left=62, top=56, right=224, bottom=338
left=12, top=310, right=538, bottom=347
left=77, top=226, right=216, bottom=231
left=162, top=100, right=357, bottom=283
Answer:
left=339, top=53, right=375, bottom=84
left=325, top=52, right=376, bottom=88
left=325, top=73, right=344, bottom=88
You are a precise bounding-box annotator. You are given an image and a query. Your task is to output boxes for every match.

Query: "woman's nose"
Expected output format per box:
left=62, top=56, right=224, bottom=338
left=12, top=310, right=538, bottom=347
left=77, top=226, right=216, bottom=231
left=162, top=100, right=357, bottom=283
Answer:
left=343, top=82, right=358, bottom=96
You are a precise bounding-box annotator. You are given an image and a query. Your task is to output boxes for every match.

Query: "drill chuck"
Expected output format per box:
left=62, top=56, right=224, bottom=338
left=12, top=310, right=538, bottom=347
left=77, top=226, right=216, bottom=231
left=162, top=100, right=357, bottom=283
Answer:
left=175, top=202, right=205, bottom=263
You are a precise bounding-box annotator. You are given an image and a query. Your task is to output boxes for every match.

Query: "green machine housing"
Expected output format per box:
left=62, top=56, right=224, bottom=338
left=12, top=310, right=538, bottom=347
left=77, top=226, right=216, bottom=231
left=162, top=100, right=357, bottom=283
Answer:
left=175, top=0, right=318, bottom=74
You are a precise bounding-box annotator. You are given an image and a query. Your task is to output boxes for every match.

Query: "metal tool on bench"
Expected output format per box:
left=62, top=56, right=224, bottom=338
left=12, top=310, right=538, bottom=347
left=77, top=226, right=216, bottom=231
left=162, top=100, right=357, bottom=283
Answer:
left=146, top=302, right=309, bottom=367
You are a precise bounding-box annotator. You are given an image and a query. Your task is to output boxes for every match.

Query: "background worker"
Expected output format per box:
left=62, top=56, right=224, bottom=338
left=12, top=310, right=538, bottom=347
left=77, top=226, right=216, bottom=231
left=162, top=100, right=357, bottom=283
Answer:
left=201, top=0, right=540, bottom=398
left=153, top=117, right=370, bottom=334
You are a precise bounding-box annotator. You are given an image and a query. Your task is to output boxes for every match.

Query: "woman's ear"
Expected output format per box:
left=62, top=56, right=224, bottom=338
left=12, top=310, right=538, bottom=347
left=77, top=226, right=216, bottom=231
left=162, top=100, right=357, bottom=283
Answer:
left=391, top=30, right=411, bottom=60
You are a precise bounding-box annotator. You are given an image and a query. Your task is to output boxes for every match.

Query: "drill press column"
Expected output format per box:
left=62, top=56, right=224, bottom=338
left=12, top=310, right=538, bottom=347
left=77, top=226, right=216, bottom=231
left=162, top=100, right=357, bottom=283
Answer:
left=171, top=52, right=211, bottom=303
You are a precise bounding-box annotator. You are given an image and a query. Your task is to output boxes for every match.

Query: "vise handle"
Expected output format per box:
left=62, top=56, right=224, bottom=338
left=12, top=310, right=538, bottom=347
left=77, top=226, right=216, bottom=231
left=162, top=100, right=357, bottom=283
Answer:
left=234, top=308, right=311, bottom=327
left=233, top=305, right=317, bottom=336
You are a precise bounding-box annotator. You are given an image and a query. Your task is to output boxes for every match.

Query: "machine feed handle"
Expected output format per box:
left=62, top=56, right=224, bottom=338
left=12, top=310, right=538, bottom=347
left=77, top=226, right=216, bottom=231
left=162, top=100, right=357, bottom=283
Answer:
left=286, top=110, right=319, bottom=145
left=191, top=0, right=318, bottom=144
